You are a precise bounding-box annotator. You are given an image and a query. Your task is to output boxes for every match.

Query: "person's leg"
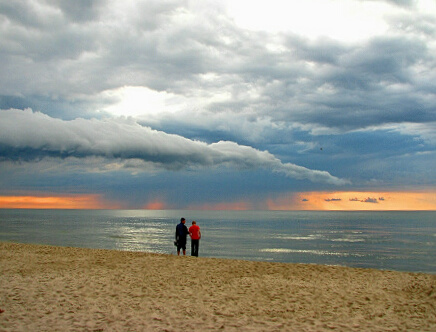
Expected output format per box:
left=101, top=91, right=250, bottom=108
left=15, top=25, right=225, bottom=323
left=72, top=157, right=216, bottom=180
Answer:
left=191, top=240, right=195, bottom=256
left=192, top=240, right=199, bottom=257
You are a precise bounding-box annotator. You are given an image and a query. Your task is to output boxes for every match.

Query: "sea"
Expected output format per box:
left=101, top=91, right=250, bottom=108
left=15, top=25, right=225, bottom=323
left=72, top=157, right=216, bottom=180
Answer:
left=0, top=209, right=435, bottom=274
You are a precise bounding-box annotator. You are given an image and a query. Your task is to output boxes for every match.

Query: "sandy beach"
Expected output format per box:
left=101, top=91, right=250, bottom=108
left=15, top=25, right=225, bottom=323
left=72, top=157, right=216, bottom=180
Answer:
left=1, top=242, right=435, bottom=331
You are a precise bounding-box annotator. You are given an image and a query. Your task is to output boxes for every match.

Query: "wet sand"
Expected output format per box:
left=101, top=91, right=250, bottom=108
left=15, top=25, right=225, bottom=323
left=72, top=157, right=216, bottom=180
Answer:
left=1, top=242, right=435, bottom=331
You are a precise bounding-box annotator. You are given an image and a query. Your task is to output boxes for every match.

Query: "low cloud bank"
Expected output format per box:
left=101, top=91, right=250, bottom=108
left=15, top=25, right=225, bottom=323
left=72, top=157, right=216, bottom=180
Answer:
left=0, top=109, right=349, bottom=185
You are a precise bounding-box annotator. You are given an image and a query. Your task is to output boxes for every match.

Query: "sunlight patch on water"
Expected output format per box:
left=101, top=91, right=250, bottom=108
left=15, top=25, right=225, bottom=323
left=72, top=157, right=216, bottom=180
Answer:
left=271, top=234, right=324, bottom=241
left=259, top=248, right=365, bottom=257
left=330, top=238, right=365, bottom=243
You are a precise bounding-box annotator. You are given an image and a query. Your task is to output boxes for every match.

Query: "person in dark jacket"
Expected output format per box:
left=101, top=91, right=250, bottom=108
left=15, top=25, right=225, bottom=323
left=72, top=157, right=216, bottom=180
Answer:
left=175, top=217, right=189, bottom=256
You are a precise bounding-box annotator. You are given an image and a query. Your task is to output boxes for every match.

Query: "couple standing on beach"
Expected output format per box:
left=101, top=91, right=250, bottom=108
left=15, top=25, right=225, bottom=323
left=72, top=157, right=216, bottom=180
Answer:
left=175, top=218, right=201, bottom=256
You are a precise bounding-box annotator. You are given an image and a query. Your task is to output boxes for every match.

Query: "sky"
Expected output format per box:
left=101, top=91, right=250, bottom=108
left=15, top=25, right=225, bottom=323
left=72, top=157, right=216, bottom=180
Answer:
left=1, top=0, right=436, bottom=210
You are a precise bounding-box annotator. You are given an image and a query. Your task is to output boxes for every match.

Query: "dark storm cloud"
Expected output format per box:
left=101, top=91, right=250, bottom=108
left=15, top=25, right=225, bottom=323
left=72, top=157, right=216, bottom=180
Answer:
left=46, top=0, right=106, bottom=22
left=0, top=109, right=348, bottom=185
left=1, top=0, right=435, bottom=203
left=280, top=35, right=435, bottom=129
left=1, top=0, right=435, bottom=132
left=0, top=0, right=239, bottom=103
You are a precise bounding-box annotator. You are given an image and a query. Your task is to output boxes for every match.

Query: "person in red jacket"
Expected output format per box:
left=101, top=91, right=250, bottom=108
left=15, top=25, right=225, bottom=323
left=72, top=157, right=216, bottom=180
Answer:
left=189, top=221, right=201, bottom=257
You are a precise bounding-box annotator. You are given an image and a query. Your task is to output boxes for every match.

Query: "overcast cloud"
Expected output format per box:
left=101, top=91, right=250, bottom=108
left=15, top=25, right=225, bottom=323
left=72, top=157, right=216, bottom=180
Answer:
left=1, top=0, right=435, bottom=209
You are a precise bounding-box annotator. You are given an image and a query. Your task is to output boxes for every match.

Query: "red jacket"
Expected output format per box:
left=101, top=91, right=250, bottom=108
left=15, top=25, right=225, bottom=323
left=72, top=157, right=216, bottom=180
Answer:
left=189, top=224, right=201, bottom=240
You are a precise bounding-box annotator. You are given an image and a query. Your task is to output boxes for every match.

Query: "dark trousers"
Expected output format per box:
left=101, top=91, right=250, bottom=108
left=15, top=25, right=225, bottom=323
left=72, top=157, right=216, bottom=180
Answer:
left=191, top=239, right=199, bottom=257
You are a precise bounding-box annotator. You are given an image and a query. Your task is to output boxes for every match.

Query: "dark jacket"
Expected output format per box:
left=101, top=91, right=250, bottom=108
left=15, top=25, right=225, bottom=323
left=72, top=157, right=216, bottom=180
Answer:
left=175, top=223, right=189, bottom=243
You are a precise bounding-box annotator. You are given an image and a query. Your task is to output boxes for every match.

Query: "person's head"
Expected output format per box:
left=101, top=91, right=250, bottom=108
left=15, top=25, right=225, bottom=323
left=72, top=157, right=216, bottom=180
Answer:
left=181, top=218, right=186, bottom=224
left=192, top=221, right=196, bottom=225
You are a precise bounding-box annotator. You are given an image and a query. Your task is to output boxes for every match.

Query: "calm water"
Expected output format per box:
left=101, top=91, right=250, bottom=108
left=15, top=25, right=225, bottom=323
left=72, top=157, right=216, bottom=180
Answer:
left=0, top=209, right=435, bottom=273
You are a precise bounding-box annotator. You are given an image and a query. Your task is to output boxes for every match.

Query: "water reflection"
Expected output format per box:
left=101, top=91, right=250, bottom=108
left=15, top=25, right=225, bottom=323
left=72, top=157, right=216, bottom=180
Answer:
left=105, top=219, right=174, bottom=253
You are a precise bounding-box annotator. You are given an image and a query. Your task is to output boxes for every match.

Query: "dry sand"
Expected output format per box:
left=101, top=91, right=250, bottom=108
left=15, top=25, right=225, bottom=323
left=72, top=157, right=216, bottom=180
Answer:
left=1, top=242, right=435, bottom=331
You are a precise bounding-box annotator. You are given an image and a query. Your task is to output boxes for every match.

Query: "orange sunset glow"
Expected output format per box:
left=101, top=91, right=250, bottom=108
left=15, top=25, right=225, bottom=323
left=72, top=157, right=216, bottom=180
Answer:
left=268, top=191, right=436, bottom=211
left=0, top=195, right=121, bottom=210
left=143, top=200, right=167, bottom=210
left=1, top=192, right=436, bottom=210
